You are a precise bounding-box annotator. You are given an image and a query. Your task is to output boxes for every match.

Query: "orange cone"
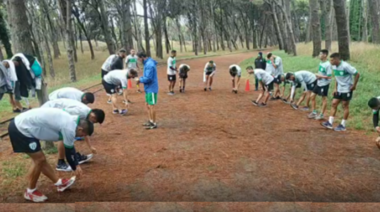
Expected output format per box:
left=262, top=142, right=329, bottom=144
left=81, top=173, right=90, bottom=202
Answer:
left=128, top=79, right=133, bottom=89
left=245, top=79, right=250, bottom=92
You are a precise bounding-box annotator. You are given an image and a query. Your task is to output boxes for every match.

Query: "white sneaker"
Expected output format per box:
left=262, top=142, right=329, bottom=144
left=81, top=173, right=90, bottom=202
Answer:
left=24, top=190, right=48, bottom=202
left=56, top=177, right=76, bottom=192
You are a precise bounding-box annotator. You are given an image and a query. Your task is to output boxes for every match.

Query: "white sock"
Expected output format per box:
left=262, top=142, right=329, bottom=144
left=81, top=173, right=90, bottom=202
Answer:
left=150, top=120, right=153, bottom=123
left=341, top=120, right=346, bottom=127
left=329, top=116, right=334, bottom=125
left=27, top=188, right=37, bottom=193
left=54, top=179, right=62, bottom=186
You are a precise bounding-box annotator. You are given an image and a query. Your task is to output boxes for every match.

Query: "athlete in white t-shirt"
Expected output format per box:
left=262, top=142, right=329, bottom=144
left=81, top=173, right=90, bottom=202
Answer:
left=8, top=108, right=94, bottom=202
left=167, top=50, right=177, bottom=95
left=178, top=64, right=190, bottom=93
left=204, top=61, right=216, bottom=91
left=229, top=64, right=242, bottom=94
left=49, top=87, right=95, bottom=104
left=126, top=49, right=142, bottom=93
left=246, top=66, right=274, bottom=107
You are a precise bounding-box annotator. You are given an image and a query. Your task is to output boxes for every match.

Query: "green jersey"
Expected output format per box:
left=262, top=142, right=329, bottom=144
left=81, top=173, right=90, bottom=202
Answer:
left=317, top=61, right=332, bottom=87
left=333, top=61, right=358, bottom=93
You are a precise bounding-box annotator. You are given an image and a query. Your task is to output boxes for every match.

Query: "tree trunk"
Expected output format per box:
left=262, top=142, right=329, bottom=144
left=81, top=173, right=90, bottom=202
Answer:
left=59, top=0, right=76, bottom=82
left=362, top=0, right=368, bottom=42
left=0, top=10, right=13, bottom=58
left=310, top=0, right=322, bottom=57
left=73, top=4, right=95, bottom=59
left=163, top=16, right=171, bottom=54
left=368, top=0, right=380, bottom=43
left=41, top=14, right=55, bottom=78
left=333, top=0, right=350, bottom=60
left=78, top=24, right=84, bottom=54
left=270, top=4, right=283, bottom=50
left=143, top=0, right=151, bottom=56
left=71, top=19, right=78, bottom=62
left=325, top=0, right=333, bottom=51
left=98, top=0, right=115, bottom=54
left=110, top=17, right=118, bottom=49
left=0, top=47, right=3, bottom=60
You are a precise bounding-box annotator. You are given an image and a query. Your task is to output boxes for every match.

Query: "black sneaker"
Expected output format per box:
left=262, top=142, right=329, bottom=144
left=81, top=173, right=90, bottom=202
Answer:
left=76, top=152, right=93, bottom=165
left=282, top=98, right=288, bottom=103
left=204, top=88, right=207, bottom=91
left=13, top=109, right=22, bottom=113
left=145, top=123, right=158, bottom=130
left=180, top=88, right=183, bottom=93
left=276, top=96, right=281, bottom=100
left=291, top=104, right=299, bottom=110
left=56, top=161, right=72, bottom=172
left=143, top=121, right=154, bottom=127
left=113, top=109, right=119, bottom=114
left=260, top=103, right=267, bottom=107
left=252, top=101, right=259, bottom=106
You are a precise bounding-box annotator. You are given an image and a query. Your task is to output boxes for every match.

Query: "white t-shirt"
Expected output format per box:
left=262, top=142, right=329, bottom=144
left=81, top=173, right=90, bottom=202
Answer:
left=49, top=87, right=84, bottom=102
left=229, top=64, right=242, bottom=77
left=167, top=57, right=177, bottom=75
left=103, top=70, right=128, bottom=89
left=254, top=69, right=274, bottom=85
left=126, top=55, right=138, bottom=69
left=15, top=108, right=78, bottom=148
left=41, top=99, right=91, bottom=120
left=273, top=57, right=283, bottom=77
left=204, top=62, right=216, bottom=73
left=101, top=55, right=117, bottom=72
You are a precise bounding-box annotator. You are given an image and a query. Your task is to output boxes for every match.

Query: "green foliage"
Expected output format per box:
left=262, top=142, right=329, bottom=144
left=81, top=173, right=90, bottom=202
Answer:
left=349, top=0, right=363, bottom=41
left=2, top=160, right=26, bottom=179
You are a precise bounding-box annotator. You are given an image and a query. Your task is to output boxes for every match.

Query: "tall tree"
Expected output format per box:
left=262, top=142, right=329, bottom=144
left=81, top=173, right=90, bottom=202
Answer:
left=143, top=0, right=151, bottom=56
left=368, top=0, right=380, bottom=43
left=0, top=9, right=12, bottom=58
left=324, top=0, right=333, bottom=51
left=96, top=0, right=116, bottom=54
left=59, top=0, right=76, bottom=82
left=310, top=0, right=322, bottom=57
left=333, top=0, right=350, bottom=60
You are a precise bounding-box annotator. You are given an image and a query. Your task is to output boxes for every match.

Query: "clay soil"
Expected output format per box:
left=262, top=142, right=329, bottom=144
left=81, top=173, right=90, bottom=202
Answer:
left=1, top=51, right=380, bottom=210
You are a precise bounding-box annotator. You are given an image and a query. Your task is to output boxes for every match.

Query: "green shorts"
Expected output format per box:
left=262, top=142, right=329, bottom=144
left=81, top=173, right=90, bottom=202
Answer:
left=145, top=93, right=158, bottom=105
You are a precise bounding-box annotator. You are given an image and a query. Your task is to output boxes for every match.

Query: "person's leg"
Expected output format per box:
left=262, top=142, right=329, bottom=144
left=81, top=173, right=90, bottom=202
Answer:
left=263, top=90, right=271, bottom=104
left=296, top=92, right=307, bottom=107
left=146, top=102, right=152, bottom=122
left=321, top=96, right=328, bottom=116
left=204, top=75, right=209, bottom=90
left=305, top=91, right=312, bottom=108
left=57, top=141, right=65, bottom=162
left=255, top=77, right=259, bottom=91
left=172, top=79, right=176, bottom=92
left=183, top=79, right=186, bottom=91
left=232, top=77, right=235, bottom=90
left=342, top=101, right=350, bottom=126
left=310, top=93, right=317, bottom=112
left=179, top=78, right=183, bottom=90
left=209, top=76, right=214, bottom=88
left=256, top=90, right=265, bottom=103
left=8, top=94, right=17, bottom=110
left=27, top=151, right=59, bottom=189
left=151, top=105, right=156, bottom=123
left=111, top=94, right=119, bottom=111
left=328, top=98, right=340, bottom=124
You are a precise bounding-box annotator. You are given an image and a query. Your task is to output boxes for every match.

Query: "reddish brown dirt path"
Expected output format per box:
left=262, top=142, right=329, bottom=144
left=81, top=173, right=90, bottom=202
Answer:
left=1, top=51, right=380, bottom=206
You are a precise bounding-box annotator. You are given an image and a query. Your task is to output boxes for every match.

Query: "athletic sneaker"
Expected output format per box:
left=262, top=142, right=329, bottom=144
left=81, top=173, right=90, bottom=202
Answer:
left=209, top=87, right=212, bottom=91
left=260, top=103, right=267, bottom=107
left=180, top=88, right=183, bottom=93
left=107, top=100, right=112, bottom=104
left=334, top=124, right=346, bottom=132
left=315, top=114, right=324, bottom=120
left=13, top=108, right=22, bottom=113
left=308, top=112, right=317, bottom=119
left=76, top=152, right=93, bottom=164
left=56, top=177, right=76, bottom=192
left=301, top=107, right=310, bottom=111
left=252, top=101, right=259, bottom=106
left=291, top=104, right=299, bottom=110
left=137, top=90, right=142, bottom=93
left=146, top=123, right=158, bottom=130
left=120, top=109, right=128, bottom=116
left=204, top=88, right=207, bottom=91
left=24, top=190, right=48, bottom=202
left=234, top=90, right=238, bottom=94
left=56, top=161, right=72, bottom=172
left=321, top=121, right=333, bottom=129
left=276, top=96, right=281, bottom=100
left=113, top=109, right=119, bottom=114
left=282, top=98, right=288, bottom=104
left=75, top=137, right=84, bottom=141
left=143, top=121, right=154, bottom=127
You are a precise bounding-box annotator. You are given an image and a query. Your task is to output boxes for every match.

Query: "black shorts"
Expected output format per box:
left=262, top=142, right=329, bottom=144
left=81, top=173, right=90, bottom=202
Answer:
left=306, top=80, right=317, bottom=91
left=262, top=81, right=274, bottom=92
left=273, top=75, right=282, bottom=84
left=101, top=69, right=108, bottom=78
left=8, top=120, right=41, bottom=153
left=102, top=80, right=117, bottom=95
left=313, top=84, right=330, bottom=97
left=168, top=75, right=176, bottom=82
left=179, top=73, right=188, bottom=79
left=205, top=71, right=213, bottom=76
left=334, top=91, right=353, bottom=101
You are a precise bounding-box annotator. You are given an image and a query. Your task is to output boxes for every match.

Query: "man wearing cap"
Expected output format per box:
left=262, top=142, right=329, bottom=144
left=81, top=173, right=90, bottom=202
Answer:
left=204, top=61, right=216, bottom=91
left=254, top=52, right=266, bottom=91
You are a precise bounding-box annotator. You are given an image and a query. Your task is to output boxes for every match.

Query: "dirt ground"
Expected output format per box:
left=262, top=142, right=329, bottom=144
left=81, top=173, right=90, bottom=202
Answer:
left=1, top=51, right=380, bottom=210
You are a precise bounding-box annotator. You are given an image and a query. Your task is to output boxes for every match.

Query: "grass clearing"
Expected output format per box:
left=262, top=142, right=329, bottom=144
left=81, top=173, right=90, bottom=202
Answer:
left=239, top=41, right=379, bottom=131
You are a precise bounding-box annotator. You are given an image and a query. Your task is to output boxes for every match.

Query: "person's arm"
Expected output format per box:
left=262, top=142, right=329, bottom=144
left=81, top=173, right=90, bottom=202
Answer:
left=373, top=110, right=380, bottom=130
left=121, top=79, right=129, bottom=105
left=301, top=81, right=307, bottom=92
left=136, top=61, right=141, bottom=72
left=236, top=76, right=241, bottom=89
left=139, top=67, right=153, bottom=84
left=210, top=64, right=217, bottom=76
left=272, top=58, right=278, bottom=69
left=351, top=72, right=360, bottom=91
left=263, top=59, right=266, bottom=70
left=62, top=128, right=78, bottom=171
left=290, top=83, right=296, bottom=101
left=84, top=136, right=96, bottom=154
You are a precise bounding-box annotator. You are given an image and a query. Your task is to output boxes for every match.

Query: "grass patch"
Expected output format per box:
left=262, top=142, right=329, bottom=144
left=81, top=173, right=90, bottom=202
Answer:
left=240, top=42, right=378, bottom=131
left=43, top=145, right=58, bottom=155
left=1, top=160, right=27, bottom=179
